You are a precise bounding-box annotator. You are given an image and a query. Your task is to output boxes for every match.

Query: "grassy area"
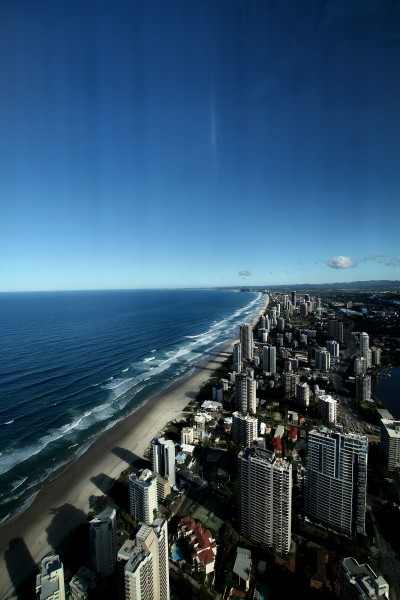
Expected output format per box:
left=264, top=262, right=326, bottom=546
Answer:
left=191, top=496, right=227, bottom=534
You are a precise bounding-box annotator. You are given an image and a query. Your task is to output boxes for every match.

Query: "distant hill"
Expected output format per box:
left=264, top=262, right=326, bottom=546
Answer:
left=269, top=280, right=400, bottom=291
left=222, top=280, right=400, bottom=292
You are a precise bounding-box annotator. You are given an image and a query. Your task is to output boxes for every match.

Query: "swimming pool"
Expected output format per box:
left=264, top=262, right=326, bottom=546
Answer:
left=172, top=545, right=185, bottom=562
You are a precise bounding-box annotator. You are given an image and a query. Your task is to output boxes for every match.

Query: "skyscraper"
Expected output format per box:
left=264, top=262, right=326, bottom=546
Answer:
left=355, top=374, right=371, bottom=403
left=326, top=340, right=340, bottom=358
left=240, top=323, right=254, bottom=360
left=235, top=372, right=257, bottom=414
left=380, top=419, right=400, bottom=471
left=282, top=372, right=299, bottom=399
left=35, top=555, right=66, bottom=600
left=262, top=345, right=276, bottom=374
left=304, top=427, right=368, bottom=536
left=318, top=394, right=337, bottom=424
left=89, top=507, right=117, bottom=577
left=151, top=437, right=176, bottom=489
left=232, top=411, right=258, bottom=447
left=291, top=291, right=297, bottom=307
left=327, top=318, right=344, bottom=343
left=117, top=519, right=170, bottom=600
left=238, top=447, right=292, bottom=554
left=296, top=381, right=310, bottom=408
left=339, top=557, right=389, bottom=600
left=129, top=469, right=158, bottom=524
left=232, top=341, right=242, bottom=373
left=315, top=347, right=331, bottom=372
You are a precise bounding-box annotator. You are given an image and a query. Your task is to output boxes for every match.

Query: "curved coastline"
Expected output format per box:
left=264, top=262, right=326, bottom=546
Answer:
left=0, top=298, right=268, bottom=598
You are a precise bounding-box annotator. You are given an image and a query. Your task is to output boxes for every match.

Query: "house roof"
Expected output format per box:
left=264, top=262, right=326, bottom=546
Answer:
left=233, top=547, right=252, bottom=581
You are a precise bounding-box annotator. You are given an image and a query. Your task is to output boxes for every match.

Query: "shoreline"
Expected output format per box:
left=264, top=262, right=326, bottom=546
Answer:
left=0, top=300, right=267, bottom=598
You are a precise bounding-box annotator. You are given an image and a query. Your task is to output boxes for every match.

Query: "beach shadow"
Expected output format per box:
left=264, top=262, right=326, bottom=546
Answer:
left=111, top=447, right=151, bottom=472
left=46, top=503, right=88, bottom=555
left=4, top=537, right=37, bottom=599
left=91, top=472, right=129, bottom=512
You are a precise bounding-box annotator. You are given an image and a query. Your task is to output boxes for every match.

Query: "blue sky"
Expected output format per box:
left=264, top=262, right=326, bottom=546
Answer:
left=1, top=0, right=399, bottom=291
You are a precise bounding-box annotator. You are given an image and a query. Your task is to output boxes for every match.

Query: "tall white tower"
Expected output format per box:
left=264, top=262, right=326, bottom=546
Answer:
left=89, top=507, right=117, bottom=577
left=118, top=519, right=170, bottom=600
left=129, top=469, right=158, bottom=524
left=318, top=394, right=337, bottom=424
left=235, top=372, right=257, bottom=414
left=304, top=427, right=368, bottom=536
left=151, top=437, right=176, bottom=489
left=356, top=374, right=371, bottom=403
left=238, top=447, right=292, bottom=554
left=35, top=555, right=66, bottom=600
left=232, top=411, right=258, bottom=447
left=315, top=347, right=331, bottom=372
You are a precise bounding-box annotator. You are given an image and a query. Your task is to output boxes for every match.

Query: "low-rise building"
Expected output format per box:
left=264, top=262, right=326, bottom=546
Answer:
left=176, top=516, right=217, bottom=577
left=233, top=547, right=252, bottom=591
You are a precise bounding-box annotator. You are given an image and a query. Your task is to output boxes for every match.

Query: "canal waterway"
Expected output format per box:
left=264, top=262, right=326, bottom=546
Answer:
left=373, top=365, right=400, bottom=419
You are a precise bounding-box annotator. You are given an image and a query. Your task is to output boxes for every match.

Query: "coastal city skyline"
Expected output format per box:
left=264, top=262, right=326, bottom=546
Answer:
left=1, top=1, right=400, bottom=292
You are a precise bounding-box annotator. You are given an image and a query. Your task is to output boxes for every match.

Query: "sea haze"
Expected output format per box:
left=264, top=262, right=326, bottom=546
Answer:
left=0, top=288, right=265, bottom=524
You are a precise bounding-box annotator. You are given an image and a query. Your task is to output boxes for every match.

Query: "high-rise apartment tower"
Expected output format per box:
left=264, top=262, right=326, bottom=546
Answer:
left=238, top=447, right=292, bottom=554
left=304, top=427, right=368, bottom=536
left=89, top=507, right=117, bottom=577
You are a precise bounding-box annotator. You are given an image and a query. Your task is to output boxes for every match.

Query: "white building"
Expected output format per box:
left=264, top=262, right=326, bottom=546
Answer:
left=118, top=519, right=170, bottom=600
left=235, top=372, right=257, bottom=414
left=354, top=357, right=367, bottom=375
left=339, top=557, right=389, bottom=599
left=238, top=447, right=292, bottom=554
left=240, top=323, right=254, bottom=360
left=380, top=419, right=400, bottom=471
left=304, top=427, right=368, bottom=536
left=129, top=469, right=158, bottom=524
left=371, top=347, right=381, bottom=366
left=355, top=374, right=371, bottom=403
left=89, top=506, right=117, bottom=577
left=152, top=437, right=176, bottom=489
left=318, top=394, right=337, bottom=424
left=35, top=555, right=66, bottom=600
left=181, top=427, right=194, bottom=445
left=315, top=347, right=331, bottom=372
left=232, top=411, right=258, bottom=447
left=233, top=547, right=252, bottom=592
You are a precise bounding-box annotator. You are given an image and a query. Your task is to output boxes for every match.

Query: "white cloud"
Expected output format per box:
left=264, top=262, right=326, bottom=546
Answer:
left=327, top=256, right=356, bottom=269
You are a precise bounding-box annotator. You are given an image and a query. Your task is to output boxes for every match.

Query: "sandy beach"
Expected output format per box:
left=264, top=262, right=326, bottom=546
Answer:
left=0, top=300, right=266, bottom=599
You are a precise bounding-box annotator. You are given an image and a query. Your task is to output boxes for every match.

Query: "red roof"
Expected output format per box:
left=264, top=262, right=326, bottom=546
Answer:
left=272, top=437, right=282, bottom=451
left=192, top=548, right=216, bottom=565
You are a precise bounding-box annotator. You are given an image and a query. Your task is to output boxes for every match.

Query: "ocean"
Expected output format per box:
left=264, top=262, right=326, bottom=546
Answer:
left=0, top=288, right=266, bottom=525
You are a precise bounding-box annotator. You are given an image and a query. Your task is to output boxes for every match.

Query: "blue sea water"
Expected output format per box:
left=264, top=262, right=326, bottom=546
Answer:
left=0, top=288, right=265, bottom=525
